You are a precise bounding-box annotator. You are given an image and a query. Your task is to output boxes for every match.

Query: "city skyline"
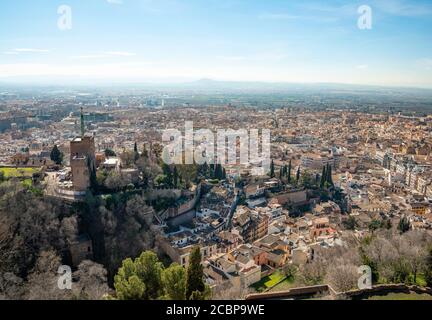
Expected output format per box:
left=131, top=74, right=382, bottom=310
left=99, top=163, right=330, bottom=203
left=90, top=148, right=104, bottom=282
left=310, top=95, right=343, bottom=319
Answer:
left=0, top=0, right=432, bottom=87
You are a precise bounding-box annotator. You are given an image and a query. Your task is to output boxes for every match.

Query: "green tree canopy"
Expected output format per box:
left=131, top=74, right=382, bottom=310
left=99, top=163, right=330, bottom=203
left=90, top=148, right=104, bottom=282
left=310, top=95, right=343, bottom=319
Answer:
left=104, top=148, right=116, bottom=157
left=113, top=250, right=211, bottom=300
left=114, top=251, right=163, bottom=300
left=398, top=216, right=410, bottom=234
left=50, top=145, right=63, bottom=165
left=425, top=246, right=432, bottom=287
left=185, top=247, right=207, bottom=300
left=269, top=159, right=275, bottom=178
left=114, top=258, right=146, bottom=300
left=161, top=263, right=186, bottom=300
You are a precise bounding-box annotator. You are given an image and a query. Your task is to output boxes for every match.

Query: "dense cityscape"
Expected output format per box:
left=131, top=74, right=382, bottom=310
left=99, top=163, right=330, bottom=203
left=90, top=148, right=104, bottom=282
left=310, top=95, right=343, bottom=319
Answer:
left=0, top=84, right=431, bottom=300
left=1, top=0, right=432, bottom=310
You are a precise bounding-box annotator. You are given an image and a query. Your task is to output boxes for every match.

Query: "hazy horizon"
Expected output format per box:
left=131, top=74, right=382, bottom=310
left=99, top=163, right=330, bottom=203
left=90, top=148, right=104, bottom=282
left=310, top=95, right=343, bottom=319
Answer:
left=1, top=0, right=432, bottom=87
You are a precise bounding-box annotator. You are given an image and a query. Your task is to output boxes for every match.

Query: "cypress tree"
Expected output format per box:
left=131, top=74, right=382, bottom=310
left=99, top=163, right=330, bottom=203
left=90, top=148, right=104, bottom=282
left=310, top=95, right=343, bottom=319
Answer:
left=217, top=164, right=223, bottom=180
left=327, top=164, right=334, bottom=186
left=398, top=216, right=410, bottom=233
left=287, top=160, right=292, bottom=183
left=320, top=165, right=326, bottom=188
left=185, top=247, right=205, bottom=299
left=173, top=166, right=179, bottom=188
left=142, top=144, right=148, bottom=158
left=50, top=145, right=63, bottom=165
left=270, top=159, right=275, bottom=178
left=134, top=142, right=139, bottom=161
left=214, top=163, right=220, bottom=179
left=296, top=166, right=301, bottom=183
left=209, top=163, right=215, bottom=179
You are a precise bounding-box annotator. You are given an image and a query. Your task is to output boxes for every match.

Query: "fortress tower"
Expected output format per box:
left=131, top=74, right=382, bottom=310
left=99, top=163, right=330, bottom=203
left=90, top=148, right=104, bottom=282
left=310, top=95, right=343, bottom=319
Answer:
left=70, top=108, right=96, bottom=192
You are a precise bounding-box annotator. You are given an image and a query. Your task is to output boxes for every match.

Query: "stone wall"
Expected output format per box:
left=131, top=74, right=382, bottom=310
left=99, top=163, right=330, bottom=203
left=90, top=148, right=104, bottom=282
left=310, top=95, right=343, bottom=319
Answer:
left=339, top=284, right=432, bottom=300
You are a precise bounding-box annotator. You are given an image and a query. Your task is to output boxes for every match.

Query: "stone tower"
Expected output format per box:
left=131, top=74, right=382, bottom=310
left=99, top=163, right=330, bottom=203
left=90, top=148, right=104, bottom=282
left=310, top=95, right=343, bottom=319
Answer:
left=70, top=108, right=95, bottom=192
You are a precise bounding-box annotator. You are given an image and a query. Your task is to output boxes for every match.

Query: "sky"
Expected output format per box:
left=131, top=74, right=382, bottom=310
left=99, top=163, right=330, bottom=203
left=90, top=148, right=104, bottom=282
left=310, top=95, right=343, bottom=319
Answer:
left=0, top=0, right=432, bottom=87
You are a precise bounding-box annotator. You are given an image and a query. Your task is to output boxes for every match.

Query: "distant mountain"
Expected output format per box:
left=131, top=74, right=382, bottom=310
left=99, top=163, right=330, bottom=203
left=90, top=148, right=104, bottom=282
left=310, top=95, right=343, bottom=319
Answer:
left=176, top=79, right=432, bottom=94
left=1, top=78, right=432, bottom=95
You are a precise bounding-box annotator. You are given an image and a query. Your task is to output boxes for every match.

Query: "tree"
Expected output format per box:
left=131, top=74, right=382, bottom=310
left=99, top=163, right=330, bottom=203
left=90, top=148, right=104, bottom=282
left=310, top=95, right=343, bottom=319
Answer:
left=384, top=218, right=392, bottom=230
left=287, top=160, right=292, bottom=183
left=114, top=258, right=146, bottom=300
left=269, top=160, right=275, bottom=178
left=104, top=149, right=116, bottom=157
left=324, top=262, right=358, bottom=292
left=327, top=164, right=334, bottom=186
left=25, top=250, right=70, bottom=300
left=368, top=219, right=382, bottom=232
left=119, top=150, right=136, bottom=168
left=296, top=166, right=301, bottom=184
left=161, top=163, right=173, bottom=186
left=114, top=251, right=163, bottom=300
left=399, top=232, right=428, bottom=285
left=0, top=184, right=70, bottom=277
left=161, top=263, right=186, bottom=300
left=104, top=171, right=129, bottom=191
left=279, top=167, right=283, bottom=180
left=320, top=166, right=326, bottom=188
left=73, top=260, right=110, bottom=300
left=134, top=142, right=139, bottom=162
left=0, top=272, right=24, bottom=300
left=136, top=156, right=162, bottom=187
left=398, top=216, right=410, bottom=234
left=134, top=251, right=163, bottom=299
left=173, top=166, right=179, bottom=188
left=298, top=259, right=326, bottom=286
left=300, top=170, right=314, bottom=188
left=185, top=247, right=206, bottom=300
left=201, top=162, right=209, bottom=179
left=142, top=145, right=149, bottom=159
left=50, top=145, right=63, bottom=165
left=343, top=216, right=357, bottom=230
left=425, top=246, right=432, bottom=287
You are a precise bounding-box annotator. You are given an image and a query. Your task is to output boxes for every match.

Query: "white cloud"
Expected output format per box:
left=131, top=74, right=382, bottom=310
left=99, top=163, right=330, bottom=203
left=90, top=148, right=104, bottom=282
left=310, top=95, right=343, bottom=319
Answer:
left=2, top=48, right=50, bottom=55
left=258, top=13, right=301, bottom=20
left=416, top=58, right=432, bottom=70
left=356, top=65, right=369, bottom=70
left=70, top=52, right=137, bottom=59
left=105, top=51, right=136, bottom=57
left=70, top=55, right=107, bottom=60
left=216, top=53, right=288, bottom=62
left=372, top=0, right=432, bottom=16
left=14, top=48, right=50, bottom=53
left=107, top=0, right=123, bottom=4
